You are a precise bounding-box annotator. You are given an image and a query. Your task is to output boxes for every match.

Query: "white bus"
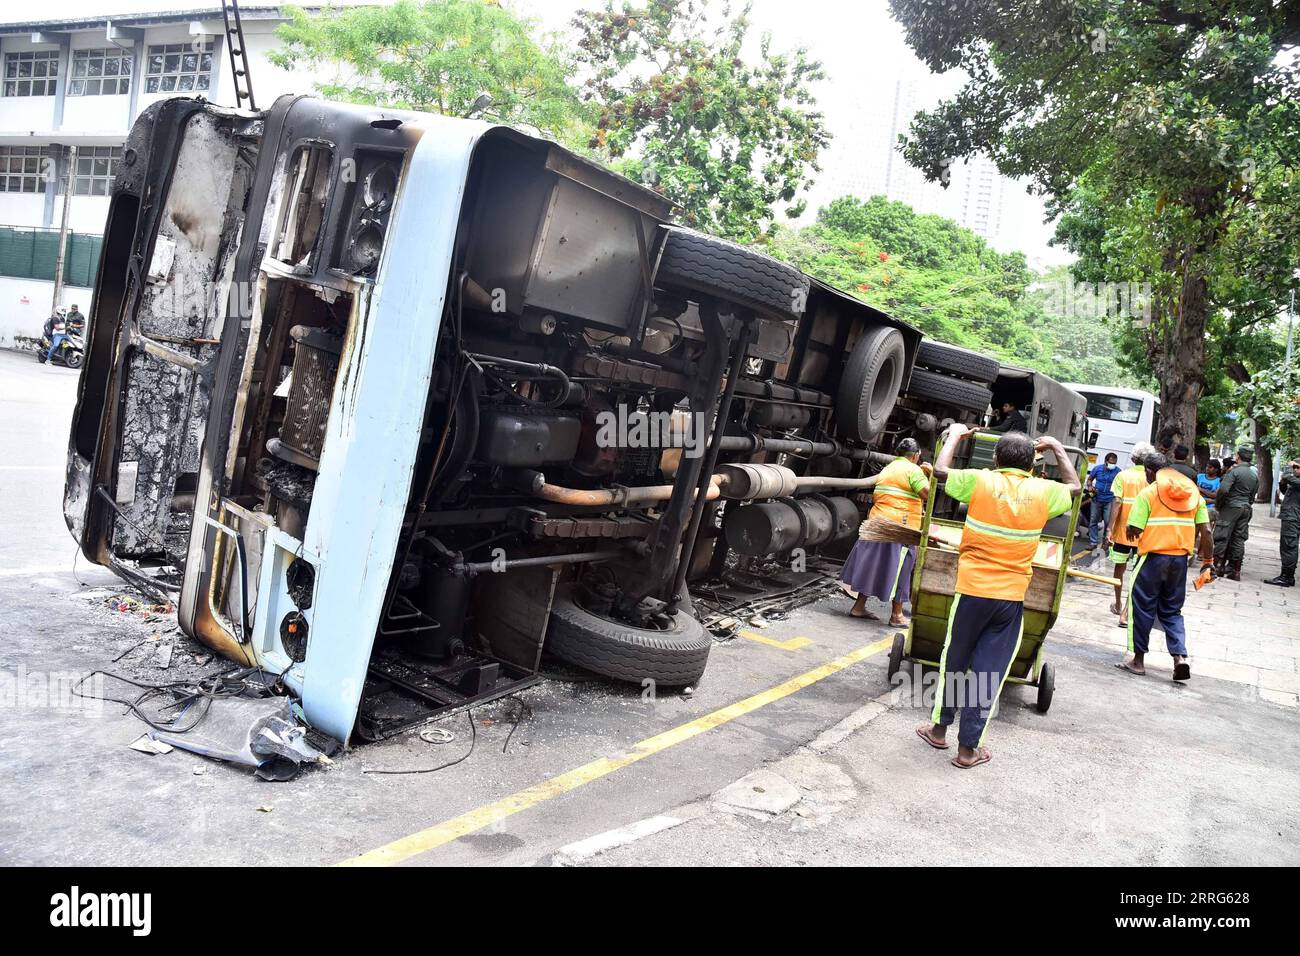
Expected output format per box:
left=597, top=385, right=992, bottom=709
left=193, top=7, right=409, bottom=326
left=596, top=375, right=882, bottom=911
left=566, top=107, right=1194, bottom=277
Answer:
left=1064, top=384, right=1160, bottom=467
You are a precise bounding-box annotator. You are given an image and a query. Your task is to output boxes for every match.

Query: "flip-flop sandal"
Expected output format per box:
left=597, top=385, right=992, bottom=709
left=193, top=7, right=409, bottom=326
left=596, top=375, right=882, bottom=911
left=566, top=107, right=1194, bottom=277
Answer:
left=1173, top=661, right=1191, bottom=682
left=951, top=747, right=992, bottom=769
left=1113, top=661, right=1146, bottom=676
left=1109, top=601, right=1120, bottom=615
left=849, top=609, right=878, bottom=620
left=916, top=726, right=950, bottom=750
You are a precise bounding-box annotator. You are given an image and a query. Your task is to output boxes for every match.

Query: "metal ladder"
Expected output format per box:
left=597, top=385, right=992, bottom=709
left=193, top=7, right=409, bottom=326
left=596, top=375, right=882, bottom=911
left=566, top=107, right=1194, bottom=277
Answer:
left=220, top=0, right=256, bottom=110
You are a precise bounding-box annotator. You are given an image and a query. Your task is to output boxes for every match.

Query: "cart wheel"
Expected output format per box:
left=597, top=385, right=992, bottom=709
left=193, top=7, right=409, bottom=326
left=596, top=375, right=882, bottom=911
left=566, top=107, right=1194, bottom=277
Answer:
left=1036, top=662, right=1055, bottom=713
left=887, top=632, right=905, bottom=682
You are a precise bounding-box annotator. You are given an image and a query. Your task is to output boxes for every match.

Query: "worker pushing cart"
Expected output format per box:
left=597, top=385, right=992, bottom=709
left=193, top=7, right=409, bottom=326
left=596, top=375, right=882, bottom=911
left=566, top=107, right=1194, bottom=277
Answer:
left=916, top=426, right=1081, bottom=768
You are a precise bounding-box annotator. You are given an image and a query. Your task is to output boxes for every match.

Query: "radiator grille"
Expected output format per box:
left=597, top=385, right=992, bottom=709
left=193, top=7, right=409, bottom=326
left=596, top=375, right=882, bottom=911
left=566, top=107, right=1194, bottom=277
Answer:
left=275, top=325, right=342, bottom=469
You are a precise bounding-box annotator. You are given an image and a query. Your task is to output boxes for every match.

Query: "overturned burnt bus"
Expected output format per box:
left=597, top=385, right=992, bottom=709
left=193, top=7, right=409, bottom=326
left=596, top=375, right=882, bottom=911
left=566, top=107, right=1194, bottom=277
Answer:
left=64, top=96, right=920, bottom=744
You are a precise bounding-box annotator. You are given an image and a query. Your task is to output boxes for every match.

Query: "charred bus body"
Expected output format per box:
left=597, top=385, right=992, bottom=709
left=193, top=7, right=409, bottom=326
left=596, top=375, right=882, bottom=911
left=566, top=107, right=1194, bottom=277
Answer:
left=64, top=96, right=925, bottom=743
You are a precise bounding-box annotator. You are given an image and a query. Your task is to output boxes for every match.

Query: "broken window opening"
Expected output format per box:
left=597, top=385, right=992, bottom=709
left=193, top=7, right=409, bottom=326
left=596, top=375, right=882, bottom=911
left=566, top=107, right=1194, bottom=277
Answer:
left=273, top=144, right=332, bottom=270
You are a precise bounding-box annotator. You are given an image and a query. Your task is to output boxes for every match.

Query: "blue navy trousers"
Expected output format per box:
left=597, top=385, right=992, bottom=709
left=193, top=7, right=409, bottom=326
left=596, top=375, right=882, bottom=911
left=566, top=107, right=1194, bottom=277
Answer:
left=931, top=594, right=1024, bottom=749
left=1127, top=552, right=1189, bottom=657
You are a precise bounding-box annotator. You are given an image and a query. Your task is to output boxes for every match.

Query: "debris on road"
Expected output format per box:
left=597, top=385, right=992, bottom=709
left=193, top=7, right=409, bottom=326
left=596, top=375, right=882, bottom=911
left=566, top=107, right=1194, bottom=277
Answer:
left=151, top=695, right=334, bottom=783
left=128, top=735, right=174, bottom=756
left=76, top=665, right=339, bottom=781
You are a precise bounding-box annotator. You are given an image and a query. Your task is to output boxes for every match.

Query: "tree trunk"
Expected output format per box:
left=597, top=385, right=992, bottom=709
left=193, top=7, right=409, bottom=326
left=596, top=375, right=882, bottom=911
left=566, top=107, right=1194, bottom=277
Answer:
left=1158, top=270, right=1207, bottom=448
left=1148, top=187, right=1223, bottom=453
left=1253, top=439, right=1272, bottom=502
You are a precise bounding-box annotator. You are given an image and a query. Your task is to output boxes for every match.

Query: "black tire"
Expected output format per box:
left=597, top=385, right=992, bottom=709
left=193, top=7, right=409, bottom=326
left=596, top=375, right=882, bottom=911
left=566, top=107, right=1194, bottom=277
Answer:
left=656, top=225, right=810, bottom=323
left=915, top=340, right=1000, bottom=384
left=36, top=350, right=47, bottom=363
left=1036, top=661, right=1055, bottom=713
left=835, top=326, right=907, bottom=443
left=546, top=584, right=712, bottom=686
left=904, top=367, right=993, bottom=415
left=64, top=352, right=83, bottom=370
left=887, top=632, right=905, bottom=681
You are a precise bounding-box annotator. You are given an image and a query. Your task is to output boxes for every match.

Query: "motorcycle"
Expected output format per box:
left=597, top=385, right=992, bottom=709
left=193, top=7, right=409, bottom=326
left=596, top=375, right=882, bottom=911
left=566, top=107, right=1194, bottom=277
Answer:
left=36, top=314, right=84, bottom=369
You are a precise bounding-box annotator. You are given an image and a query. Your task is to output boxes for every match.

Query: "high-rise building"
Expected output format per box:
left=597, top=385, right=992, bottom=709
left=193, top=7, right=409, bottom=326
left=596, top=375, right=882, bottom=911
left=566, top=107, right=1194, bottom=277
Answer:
left=802, top=59, right=1060, bottom=263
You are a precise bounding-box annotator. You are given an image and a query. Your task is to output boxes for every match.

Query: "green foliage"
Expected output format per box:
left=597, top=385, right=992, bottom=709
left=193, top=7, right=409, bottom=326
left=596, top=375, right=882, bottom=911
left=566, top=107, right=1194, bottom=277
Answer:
left=269, top=1, right=591, bottom=144
left=1240, top=362, right=1300, bottom=461
left=767, top=196, right=1132, bottom=387
left=1056, top=164, right=1292, bottom=444
left=571, top=0, right=828, bottom=242
left=887, top=0, right=1300, bottom=441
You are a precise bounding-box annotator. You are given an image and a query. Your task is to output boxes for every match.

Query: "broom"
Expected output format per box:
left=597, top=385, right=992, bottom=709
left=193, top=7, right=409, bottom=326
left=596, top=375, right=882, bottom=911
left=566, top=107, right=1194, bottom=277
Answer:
left=859, top=516, right=946, bottom=546
left=857, top=516, right=1121, bottom=587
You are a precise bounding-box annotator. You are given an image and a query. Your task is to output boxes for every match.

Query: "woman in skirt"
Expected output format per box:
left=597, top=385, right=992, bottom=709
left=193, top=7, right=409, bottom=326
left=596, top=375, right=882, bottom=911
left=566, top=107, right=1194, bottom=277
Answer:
left=841, top=438, right=930, bottom=626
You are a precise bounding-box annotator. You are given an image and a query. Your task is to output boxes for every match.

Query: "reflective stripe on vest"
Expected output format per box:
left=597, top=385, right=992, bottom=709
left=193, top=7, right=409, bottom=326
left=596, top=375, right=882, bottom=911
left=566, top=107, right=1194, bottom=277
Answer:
left=1112, top=466, right=1149, bottom=546
left=1137, top=472, right=1202, bottom=555
left=872, top=458, right=924, bottom=529
left=956, top=469, right=1052, bottom=601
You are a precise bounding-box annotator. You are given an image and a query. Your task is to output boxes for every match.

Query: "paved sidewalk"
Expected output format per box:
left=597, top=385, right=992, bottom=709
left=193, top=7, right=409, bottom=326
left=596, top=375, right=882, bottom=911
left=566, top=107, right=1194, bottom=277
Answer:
left=1060, top=504, right=1298, bottom=708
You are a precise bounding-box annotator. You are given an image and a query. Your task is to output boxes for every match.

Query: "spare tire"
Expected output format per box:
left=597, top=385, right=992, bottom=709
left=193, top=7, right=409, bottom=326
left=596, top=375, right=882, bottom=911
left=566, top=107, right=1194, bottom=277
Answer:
left=835, top=326, right=907, bottom=443
left=546, top=584, right=712, bottom=686
left=915, top=340, right=1000, bottom=384
left=656, top=226, right=810, bottom=323
left=904, top=367, right=993, bottom=415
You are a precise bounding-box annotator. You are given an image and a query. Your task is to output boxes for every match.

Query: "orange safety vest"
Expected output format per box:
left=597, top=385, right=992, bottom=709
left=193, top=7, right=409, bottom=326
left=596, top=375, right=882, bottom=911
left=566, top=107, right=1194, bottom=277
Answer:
left=872, top=458, right=925, bottom=530
left=1111, top=465, right=1149, bottom=546
left=1136, top=470, right=1202, bottom=555
left=957, top=469, right=1053, bottom=602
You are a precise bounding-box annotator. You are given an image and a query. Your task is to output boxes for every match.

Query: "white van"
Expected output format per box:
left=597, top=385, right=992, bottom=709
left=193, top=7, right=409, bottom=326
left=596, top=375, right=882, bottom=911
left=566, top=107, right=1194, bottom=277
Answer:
left=1064, top=384, right=1160, bottom=467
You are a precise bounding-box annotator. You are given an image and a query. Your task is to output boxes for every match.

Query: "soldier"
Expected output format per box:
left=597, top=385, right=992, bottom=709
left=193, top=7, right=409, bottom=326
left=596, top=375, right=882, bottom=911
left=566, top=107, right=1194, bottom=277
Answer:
left=1264, top=459, right=1300, bottom=588
left=1212, top=447, right=1260, bottom=581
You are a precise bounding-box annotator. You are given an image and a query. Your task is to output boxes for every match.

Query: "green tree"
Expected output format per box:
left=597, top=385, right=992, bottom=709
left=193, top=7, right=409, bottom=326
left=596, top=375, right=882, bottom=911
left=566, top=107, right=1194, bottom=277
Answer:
left=571, top=0, right=828, bottom=241
left=1029, top=264, right=1150, bottom=390
left=888, top=0, right=1300, bottom=443
left=269, top=1, right=591, bottom=143
left=769, top=195, right=1132, bottom=385
left=1241, top=362, right=1300, bottom=464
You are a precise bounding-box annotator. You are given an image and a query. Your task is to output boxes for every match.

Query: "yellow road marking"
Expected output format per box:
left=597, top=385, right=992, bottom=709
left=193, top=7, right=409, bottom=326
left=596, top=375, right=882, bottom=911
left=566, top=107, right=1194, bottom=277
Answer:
left=737, top=630, right=813, bottom=651
left=1070, top=547, right=1093, bottom=562
left=339, top=637, right=892, bottom=866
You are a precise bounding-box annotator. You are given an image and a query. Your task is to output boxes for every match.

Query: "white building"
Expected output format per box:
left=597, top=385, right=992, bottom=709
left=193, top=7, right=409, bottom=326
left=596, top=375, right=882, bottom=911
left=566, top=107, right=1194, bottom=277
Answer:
left=0, top=5, right=348, bottom=347
left=803, top=61, right=1061, bottom=265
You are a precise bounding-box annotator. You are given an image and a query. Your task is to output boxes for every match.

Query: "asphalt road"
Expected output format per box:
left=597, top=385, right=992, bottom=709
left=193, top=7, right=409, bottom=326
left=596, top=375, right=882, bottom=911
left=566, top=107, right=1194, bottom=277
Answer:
left=1, top=346, right=1295, bottom=867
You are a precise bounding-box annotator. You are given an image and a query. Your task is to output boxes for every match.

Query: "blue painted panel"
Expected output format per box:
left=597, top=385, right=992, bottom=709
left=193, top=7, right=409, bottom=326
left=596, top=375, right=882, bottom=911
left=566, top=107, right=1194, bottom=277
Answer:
left=297, top=117, right=488, bottom=744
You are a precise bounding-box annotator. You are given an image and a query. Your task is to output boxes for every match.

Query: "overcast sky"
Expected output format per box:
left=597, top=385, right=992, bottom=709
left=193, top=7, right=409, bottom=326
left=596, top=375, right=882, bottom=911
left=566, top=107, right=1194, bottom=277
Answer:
left=24, top=0, right=917, bottom=97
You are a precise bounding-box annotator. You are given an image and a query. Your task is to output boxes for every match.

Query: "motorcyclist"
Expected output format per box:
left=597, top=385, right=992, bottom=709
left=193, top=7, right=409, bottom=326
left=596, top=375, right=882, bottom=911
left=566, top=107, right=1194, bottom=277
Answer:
left=42, top=309, right=63, bottom=341
left=44, top=306, right=82, bottom=361
left=66, top=304, right=85, bottom=336
left=44, top=308, right=69, bottom=361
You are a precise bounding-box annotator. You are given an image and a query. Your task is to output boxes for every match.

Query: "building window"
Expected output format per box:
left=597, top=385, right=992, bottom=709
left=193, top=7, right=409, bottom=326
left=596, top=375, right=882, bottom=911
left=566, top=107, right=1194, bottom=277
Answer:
left=69, top=48, right=132, bottom=96
left=145, top=42, right=213, bottom=93
left=0, top=146, right=50, bottom=193
left=3, top=50, right=59, bottom=97
left=73, top=146, right=123, bottom=196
